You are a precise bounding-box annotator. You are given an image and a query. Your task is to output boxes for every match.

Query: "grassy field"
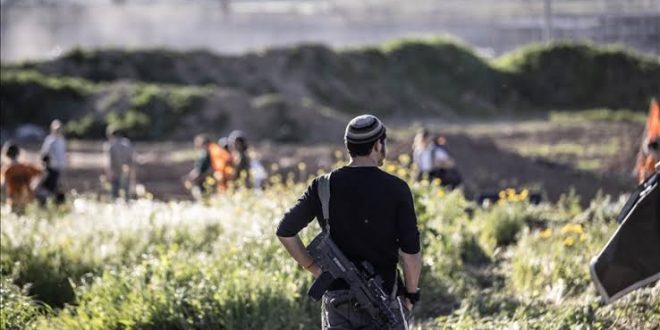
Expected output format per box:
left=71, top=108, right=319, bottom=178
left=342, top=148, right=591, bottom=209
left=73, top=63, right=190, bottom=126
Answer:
left=1, top=158, right=658, bottom=329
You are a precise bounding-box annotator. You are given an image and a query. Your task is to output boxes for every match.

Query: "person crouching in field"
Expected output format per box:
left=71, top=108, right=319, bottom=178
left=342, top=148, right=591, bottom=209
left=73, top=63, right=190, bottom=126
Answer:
left=1, top=144, right=42, bottom=214
left=277, top=115, right=422, bottom=329
left=185, top=134, right=234, bottom=200
left=104, top=127, right=136, bottom=201
left=229, top=130, right=251, bottom=188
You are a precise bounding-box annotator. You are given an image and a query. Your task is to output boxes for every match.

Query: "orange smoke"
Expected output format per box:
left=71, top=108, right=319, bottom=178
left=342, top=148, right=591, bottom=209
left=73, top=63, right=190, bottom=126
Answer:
left=636, top=98, right=660, bottom=183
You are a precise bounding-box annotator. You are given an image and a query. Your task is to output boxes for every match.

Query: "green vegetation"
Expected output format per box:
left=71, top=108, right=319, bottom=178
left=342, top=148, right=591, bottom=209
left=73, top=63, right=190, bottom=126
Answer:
left=549, top=108, right=647, bottom=124
left=2, top=39, right=658, bottom=140
left=1, top=69, right=213, bottom=139
left=496, top=43, right=660, bottom=111
left=0, top=70, right=97, bottom=129
left=1, top=165, right=658, bottom=329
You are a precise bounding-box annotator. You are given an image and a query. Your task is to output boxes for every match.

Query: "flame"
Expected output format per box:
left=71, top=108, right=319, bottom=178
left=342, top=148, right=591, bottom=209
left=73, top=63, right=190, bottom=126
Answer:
left=636, top=98, right=660, bottom=183
left=647, top=98, right=660, bottom=140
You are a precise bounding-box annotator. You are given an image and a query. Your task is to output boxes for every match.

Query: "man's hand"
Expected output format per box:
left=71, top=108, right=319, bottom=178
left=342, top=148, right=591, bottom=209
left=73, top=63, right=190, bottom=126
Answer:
left=399, top=251, right=422, bottom=295
left=403, top=298, right=414, bottom=311
left=278, top=235, right=319, bottom=277
left=308, top=263, right=322, bottom=278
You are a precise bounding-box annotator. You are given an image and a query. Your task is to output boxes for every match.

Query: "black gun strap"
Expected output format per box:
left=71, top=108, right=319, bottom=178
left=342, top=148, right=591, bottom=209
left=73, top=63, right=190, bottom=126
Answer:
left=318, top=173, right=332, bottom=232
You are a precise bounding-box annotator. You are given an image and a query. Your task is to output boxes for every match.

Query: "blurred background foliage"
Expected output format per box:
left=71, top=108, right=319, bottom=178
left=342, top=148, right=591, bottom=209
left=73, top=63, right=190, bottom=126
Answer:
left=2, top=40, right=658, bottom=141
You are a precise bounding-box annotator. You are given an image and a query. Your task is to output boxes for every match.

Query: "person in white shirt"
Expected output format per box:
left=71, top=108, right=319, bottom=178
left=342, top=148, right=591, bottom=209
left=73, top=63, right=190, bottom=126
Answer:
left=412, top=129, right=462, bottom=188
left=40, top=119, right=68, bottom=194
left=412, top=129, right=434, bottom=179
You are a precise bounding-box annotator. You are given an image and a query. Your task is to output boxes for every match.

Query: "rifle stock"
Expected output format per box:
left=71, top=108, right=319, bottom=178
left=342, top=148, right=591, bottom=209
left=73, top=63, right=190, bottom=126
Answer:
left=306, top=231, right=408, bottom=330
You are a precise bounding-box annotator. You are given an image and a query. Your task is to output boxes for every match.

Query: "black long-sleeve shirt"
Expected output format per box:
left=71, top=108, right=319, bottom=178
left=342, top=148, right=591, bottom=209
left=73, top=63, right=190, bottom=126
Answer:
left=276, top=166, right=420, bottom=294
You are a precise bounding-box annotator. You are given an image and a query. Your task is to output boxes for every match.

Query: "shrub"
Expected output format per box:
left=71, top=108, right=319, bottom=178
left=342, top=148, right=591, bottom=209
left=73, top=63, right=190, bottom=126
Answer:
left=496, top=42, right=660, bottom=110
left=478, top=202, right=528, bottom=253
left=0, top=276, right=43, bottom=330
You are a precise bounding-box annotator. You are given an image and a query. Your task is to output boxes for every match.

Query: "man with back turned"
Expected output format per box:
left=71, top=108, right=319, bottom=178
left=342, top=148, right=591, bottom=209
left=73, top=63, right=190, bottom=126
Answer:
left=276, top=114, right=422, bottom=329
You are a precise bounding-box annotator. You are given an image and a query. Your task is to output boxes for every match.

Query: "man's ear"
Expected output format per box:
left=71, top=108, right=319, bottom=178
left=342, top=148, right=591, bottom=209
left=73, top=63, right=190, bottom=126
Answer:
left=372, top=141, right=381, bottom=153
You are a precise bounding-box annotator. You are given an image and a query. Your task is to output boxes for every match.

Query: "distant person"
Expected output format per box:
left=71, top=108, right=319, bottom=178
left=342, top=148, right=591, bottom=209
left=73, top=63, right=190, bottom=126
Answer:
left=210, top=136, right=235, bottom=191
left=35, top=155, right=65, bottom=206
left=186, top=134, right=234, bottom=199
left=186, top=134, right=213, bottom=199
left=412, top=129, right=462, bottom=189
left=428, top=135, right=462, bottom=189
left=250, top=158, right=268, bottom=189
left=40, top=119, right=67, bottom=194
left=412, top=129, right=434, bottom=180
left=229, top=130, right=251, bottom=188
left=103, top=127, right=136, bottom=200
left=1, top=143, right=41, bottom=214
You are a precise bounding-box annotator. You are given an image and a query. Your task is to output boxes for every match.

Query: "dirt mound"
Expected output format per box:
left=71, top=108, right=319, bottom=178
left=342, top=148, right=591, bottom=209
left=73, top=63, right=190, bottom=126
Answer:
left=440, top=134, right=632, bottom=202
left=2, top=39, right=658, bottom=142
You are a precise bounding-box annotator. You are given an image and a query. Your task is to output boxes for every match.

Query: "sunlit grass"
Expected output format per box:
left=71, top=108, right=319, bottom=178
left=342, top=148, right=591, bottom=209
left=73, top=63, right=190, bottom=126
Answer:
left=1, top=160, right=658, bottom=329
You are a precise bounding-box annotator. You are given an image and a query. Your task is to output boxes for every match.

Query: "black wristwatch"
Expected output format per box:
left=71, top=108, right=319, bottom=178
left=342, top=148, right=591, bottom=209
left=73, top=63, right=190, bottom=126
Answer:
left=404, top=289, right=421, bottom=304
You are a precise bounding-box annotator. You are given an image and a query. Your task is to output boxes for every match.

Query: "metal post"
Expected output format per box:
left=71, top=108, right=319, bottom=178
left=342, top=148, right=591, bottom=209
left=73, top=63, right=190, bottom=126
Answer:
left=543, top=0, right=553, bottom=42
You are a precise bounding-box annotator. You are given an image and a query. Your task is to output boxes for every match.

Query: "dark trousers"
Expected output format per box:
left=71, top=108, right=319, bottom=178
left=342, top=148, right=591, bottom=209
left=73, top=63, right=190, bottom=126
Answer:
left=321, top=290, right=410, bottom=330
left=110, top=175, right=130, bottom=201
left=36, top=169, right=64, bottom=206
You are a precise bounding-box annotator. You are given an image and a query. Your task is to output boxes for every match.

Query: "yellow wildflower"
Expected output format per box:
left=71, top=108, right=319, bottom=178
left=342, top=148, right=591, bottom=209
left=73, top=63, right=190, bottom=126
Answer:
left=520, top=189, right=529, bottom=200
left=297, top=162, right=307, bottom=172
left=563, top=237, right=575, bottom=246
left=386, top=164, right=397, bottom=173
left=539, top=228, right=553, bottom=239
left=498, top=191, right=507, bottom=200
left=398, top=154, right=411, bottom=166
left=432, top=178, right=442, bottom=186
left=560, top=224, right=584, bottom=235
left=397, top=168, right=408, bottom=178
left=437, top=190, right=445, bottom=198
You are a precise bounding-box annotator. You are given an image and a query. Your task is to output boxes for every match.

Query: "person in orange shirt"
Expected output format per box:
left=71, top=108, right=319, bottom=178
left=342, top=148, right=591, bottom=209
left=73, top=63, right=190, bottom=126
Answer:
left=211, top=137, right=235, bottom=191
left=185, top=134, right=235, bottom=199
left=1, top=143, right=42, bottom=214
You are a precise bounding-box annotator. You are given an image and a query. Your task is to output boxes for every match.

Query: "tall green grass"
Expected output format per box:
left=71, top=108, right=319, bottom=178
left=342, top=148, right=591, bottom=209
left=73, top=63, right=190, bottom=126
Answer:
left=1, top=174, right=658, bottom=329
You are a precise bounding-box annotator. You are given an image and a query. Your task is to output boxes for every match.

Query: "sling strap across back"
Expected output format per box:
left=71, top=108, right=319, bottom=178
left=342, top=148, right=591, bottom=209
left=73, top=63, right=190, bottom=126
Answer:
left=318, top=173, right=332, bottom=233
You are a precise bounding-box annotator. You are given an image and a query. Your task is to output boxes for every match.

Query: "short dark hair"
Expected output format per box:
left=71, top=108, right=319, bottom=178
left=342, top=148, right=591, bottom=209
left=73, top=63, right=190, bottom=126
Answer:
left=194, top=134, right=210, bottom=146
left=5, top=144, right=19, bottom=159
left=346, top=132, right=386, bottom=157
left=649, top=139, right=659, bottom=151
left=106, top=126, right=121, bottom=138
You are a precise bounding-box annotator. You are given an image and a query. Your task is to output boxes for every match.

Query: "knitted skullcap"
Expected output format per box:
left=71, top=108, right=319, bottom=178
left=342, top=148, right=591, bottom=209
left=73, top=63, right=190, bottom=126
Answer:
left=344, top=114, right=386, bottom=144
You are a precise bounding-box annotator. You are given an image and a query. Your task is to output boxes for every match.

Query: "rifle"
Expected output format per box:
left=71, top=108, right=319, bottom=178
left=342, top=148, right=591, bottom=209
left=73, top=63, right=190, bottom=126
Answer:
left=306, top=174, right=409, bottom=330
